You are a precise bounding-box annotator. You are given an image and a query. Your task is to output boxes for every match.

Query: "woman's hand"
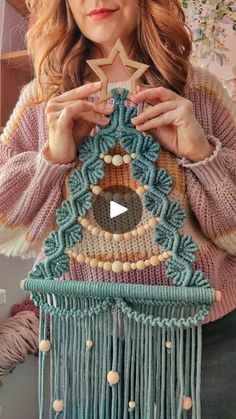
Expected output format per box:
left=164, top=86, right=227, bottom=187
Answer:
left=130, top=86, right=214, bottom=163
left=45, top=81, right=114, bottom=164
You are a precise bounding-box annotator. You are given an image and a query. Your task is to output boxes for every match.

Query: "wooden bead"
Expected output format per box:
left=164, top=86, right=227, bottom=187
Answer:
left=104, top=231, right=113, bottom=241
left=145, top=259, right=150, bottom=266
left=123, top=262, right=131, bottom=272
left=144, top=223, right=149, bottom=230
left=92, top=227, right=101, bottom=236
left=85, top=257, right=90, bottom=264
left=112, top=154, right=123, bottom=166
left=87, top=224, right=93, bottom=231
left=144, top=185, right=149, bottom=190
left=163, top=251, right=170, bottom=259
left=131, top=230, right=137, bottom=237
left=86, top=339, right=94, bottom=349
left=131, top=153, right=136, bottom=159
left=148, top=217, right=158, bottom=227
left=98, top=261, right=104, bottom=268
left=77, top=254, right=85, bottom=263
left=39, top=339, right=51, bottom=352
left=20, top=279, right=25, bottom=290
left=150, top=255, right=160, bottom=266
left=136, top=260, right=146, bottom=270
left=165, top=341, right=172, bottom=349
left=128, top=401, right=136, bottom=409
left=112, top=261, right=123, bottom=273
left=136, top=186, right=145, bottom=196
left=80, top=218, right=90, bottom=228
left=107, top=371, right=120, bottom=385
left=72, top=252, right=78, bottom=258
left=137, top=226, right=145, bottom=236
left=183, top=396, right=192, bottom=410
left=99, top=153, right=105, bottom=159
left=53, top=400, right=64, bottom=412
left=105, top=191, right=113, bottom=202
left=104, top=154, right=112, bottom=164
left=215, top=290, right=222, bottom=302
left=124, top=232, right=133, bottom=241
left=123, top=154, right=132, bottom=164
left=113, top=234, right=123, bottom=242
left=131, top=263, right=137, bottom=270
left=158, top=254, right=165, bottom=262
left=90, top=258, right=99, bottom=268
left=92, top=185, right=103, bottom=195
left=103, top=261, right=112, bottom=271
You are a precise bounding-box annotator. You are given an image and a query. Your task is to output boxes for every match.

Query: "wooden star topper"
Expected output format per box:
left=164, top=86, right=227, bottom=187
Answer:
left=86, top=38, right=149, bottom=102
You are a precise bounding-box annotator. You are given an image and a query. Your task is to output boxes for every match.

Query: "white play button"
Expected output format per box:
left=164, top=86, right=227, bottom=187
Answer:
left=110, top=200, right=128, bottom=219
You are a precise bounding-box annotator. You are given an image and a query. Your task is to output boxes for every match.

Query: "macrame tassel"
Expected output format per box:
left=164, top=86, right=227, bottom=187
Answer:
left=35, top=293, right=205, bottom=419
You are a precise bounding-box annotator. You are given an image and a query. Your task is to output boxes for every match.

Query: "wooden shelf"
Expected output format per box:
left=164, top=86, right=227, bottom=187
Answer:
left=0, top=49, right=31, bottom=69
left=7, top=0, right=29, bottom=15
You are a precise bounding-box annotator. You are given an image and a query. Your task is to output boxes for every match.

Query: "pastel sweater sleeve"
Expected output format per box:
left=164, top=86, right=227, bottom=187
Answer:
left=177, top=71, right=236, bottom=255
left=0, top=81, right=76, bottom=259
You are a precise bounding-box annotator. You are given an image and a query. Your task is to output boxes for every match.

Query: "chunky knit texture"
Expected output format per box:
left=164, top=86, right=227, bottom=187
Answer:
left=1, top=65, right=236, bottom=324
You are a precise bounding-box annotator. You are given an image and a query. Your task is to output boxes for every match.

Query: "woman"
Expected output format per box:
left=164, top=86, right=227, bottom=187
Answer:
left=0, top=0, right=236, bottom=417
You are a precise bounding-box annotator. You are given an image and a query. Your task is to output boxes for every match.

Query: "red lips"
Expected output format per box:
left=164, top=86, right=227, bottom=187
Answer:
left=88, top=8, right=118, bottom=16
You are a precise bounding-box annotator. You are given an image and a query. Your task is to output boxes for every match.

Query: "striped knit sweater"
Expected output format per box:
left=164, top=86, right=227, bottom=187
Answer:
left=0, top=66, right=236, bottom=324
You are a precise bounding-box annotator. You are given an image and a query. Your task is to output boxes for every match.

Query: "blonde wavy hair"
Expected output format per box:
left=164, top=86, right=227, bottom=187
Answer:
left=25, top=0, right=193, bottom=104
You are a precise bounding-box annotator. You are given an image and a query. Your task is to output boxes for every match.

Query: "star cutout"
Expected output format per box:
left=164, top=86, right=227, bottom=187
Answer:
left=86, top=38, right=149, bottom=102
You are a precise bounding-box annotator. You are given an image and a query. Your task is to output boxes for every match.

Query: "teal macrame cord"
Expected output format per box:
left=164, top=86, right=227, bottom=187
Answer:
left=23, top=87, right=217, bottom=418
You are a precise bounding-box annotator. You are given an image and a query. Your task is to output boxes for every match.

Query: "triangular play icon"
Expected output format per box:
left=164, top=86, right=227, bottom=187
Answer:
left=110, top=200, right=128, bottom=219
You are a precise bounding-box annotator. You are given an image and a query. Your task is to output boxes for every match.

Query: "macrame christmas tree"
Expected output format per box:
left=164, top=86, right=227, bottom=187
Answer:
left=22, top=40, right=219, bottom=419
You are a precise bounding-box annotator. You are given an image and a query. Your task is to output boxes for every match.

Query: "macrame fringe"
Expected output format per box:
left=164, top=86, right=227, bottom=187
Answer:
left=35, top=292, right=208, bottom=419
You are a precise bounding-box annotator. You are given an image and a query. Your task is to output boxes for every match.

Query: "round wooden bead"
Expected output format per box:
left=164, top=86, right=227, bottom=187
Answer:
left=112, top=154, right=123, bottom=166
left=128, top=401, right=136, bottom=409
left=182, top=396, right=192, bottom=410
left=136, top=186, right=145, bottom=196
left=113, top=234, right=123, bottom=242
left=123, top=154, right=132, bottom=164
left=148, top=217, right=158, bottom=227
left=99, top=153, right=105, bottom=159
left=77, top=254, right=85, bottom=263
left=131, top=230, right=137, bottom=237
left=85, top=257, right=90, bottom=264
left=131, top=153, right=136, bottom=159
left=103, top=261, right=112, bottom=271
left=104, top=231, right=113, bottom=241
left=123, top=262, right=131, bottom=272
left=163, top=251, right=170, bottom=259
left=80, top=218, right=90, bottom=228
left=144, top=185, right=149, bottom=190
left=90, top=258, right=99, bottom=268
left=145, top=259, right=150, bottom=266
left=131, top=263, right=137, bottom=270
left=107, top=371, right=120, bottom=385
left=53, top=400, right=64, bottom=412
left=137, top=226, right=146, bottom=236
left=165, top=341, right=172, bottom=349
left=104, top=154, right=112, bottom=164
left=105, top=192, right=113, bottom=202
left=124, top=231, right=133, bottom=241
left=150, top=255, right=160, bottom=266
left=158, top=254, right=165, bottom=262
left=86, top=339, right=94, bottom=349
left=87, top=224, right=93, bottom=231
left=39, top=339, right=51, bottom=352
left=72, top=252, right=78, bottom=258
left=144, top=223, right=149, bottom=230
left=98, top=261, right=104, bottom=268
left=91, top=227, right=100, bottom=236
left=92, top=185, right=103, bottom=195
left=112, top=261, right=123, bottom=273
left=136, top=260, right=146, bottom=270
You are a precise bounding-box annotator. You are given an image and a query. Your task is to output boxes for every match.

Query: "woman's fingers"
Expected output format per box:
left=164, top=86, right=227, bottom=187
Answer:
left=54, top=82, right=102, bottom=102
left=57, top=101, right=113, bottom=129
left=131, top=101, right=177, bottom=126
